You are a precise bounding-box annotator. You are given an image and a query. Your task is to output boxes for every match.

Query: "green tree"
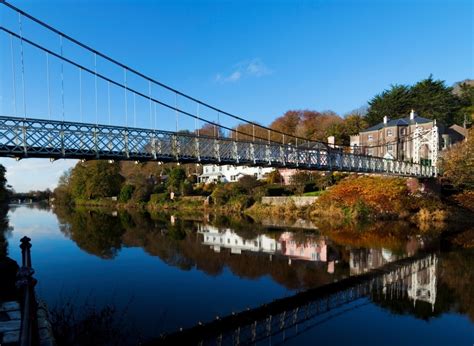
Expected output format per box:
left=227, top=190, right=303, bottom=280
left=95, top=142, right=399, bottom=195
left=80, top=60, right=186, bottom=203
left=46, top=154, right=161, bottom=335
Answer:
left=410, top=76, right=460, bottom=125
left=366, top=84, right=413, bottom=126
left=0, top=164, right=9, bottom=204
left=69, top=161, right=123, bottom=200
left=440, top=128, right=474, bottom=190
left=167, top=167, right=186, bottom=193
left=366, top=76, right=463, bottom=127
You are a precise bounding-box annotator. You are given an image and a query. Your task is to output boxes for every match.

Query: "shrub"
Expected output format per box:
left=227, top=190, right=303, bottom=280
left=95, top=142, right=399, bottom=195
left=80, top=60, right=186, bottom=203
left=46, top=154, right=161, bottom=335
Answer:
left=313, top=176, right=411, bottom=219
left=149, top=193, right=169, bottom=204
left=119, top=185, right=134, bottom=202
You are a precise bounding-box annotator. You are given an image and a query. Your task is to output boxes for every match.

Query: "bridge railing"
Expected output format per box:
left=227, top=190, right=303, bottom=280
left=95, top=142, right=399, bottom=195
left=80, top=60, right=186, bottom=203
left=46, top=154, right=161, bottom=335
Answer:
left=0, top=115, right=434, bottom=177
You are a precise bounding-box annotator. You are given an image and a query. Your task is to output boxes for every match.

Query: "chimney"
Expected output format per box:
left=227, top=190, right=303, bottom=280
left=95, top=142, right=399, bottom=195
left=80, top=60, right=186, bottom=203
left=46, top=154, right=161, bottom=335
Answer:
left=327, top=136, right=335, bottom=148
left=410, top=109, right=415, bottom=120
left=383, top=116, right=388, bottom=124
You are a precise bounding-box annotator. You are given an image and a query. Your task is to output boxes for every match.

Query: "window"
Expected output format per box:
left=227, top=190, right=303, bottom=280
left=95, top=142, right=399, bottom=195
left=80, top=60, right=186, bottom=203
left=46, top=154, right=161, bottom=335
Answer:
left=227, top=238, right=230, bottom=244
left=227, top=166, right=230, bottom=170
left=401, top=128, right=406, bottom=135
left=368, top=148, right=374, bottom=156
left=212, top=166, right=215, bottom=172
left=387, top=144, right=393, bottom=152
left=368, top=134, right=373, bottom=141
left=235, top=239, right=238, bottom=245
left=387, top=129, right=393, bottom=136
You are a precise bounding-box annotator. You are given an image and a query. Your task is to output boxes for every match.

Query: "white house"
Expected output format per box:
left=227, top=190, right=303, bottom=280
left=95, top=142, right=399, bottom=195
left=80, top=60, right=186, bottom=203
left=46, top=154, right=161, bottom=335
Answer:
left=198, top=164, right=274, bottom=184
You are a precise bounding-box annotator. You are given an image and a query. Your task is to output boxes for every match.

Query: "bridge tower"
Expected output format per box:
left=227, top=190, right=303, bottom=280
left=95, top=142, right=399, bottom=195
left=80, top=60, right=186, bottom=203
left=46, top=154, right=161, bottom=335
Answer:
left=412, top=121, right=439, bottom=174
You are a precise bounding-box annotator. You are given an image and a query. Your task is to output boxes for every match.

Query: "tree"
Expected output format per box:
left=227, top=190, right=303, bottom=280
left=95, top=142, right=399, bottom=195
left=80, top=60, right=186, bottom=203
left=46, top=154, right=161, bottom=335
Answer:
left=410, top=76, right=460, bottom=125
left=196, top=123, right=225, bottom=138
left=68, top=161, right=123, bottom=200
left=366, top=76, right=464, bottom=127
left=0, top=164, right=9, bottom=204
left=53, top=169, right=72, bottom=205
left=456, top=81, right=474, bottom=126
left=327, top=113, right=368, bottom=145
left=366, top=84, right=413, bottom=126
left=167, top=167, right=186, bottom=193
left=270, top=110, right=342, bottom=143
left=236, top=175, right=260, bottom=193
left=440, top=128, right=474, bottom=190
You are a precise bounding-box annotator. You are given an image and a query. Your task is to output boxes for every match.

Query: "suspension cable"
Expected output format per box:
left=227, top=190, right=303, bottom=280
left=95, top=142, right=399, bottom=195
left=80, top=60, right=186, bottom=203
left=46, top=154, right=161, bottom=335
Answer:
left=59, top=34, right=65, bottom=121
left=133, top=92, right=136, bottom=127
left=94, top=52, right=98, bottom=125
left=9, top=34, right=17, bottom=117
left=175, top=93, right=179, bottom=132
left=124, top=68, right=128, bottom=126
left=0, top=1, right=331, bottom=147
left=79, top=68, right=83, bottom=122
left=18, top=13, right=26, bottom=119
left=46, top=52, right=51, bottom=120
left=148, top=81, right=152, bottom=129
left=107, top=81, right=111, bottom=125
left=2, top=26, right=425, bottom=150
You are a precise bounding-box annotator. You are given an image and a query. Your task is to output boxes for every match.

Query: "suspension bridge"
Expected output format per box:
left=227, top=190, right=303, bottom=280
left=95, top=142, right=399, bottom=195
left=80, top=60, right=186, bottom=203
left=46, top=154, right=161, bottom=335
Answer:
left=0, top=2, right=435, bottom=177
left=150, top=253, right=438, bottom=345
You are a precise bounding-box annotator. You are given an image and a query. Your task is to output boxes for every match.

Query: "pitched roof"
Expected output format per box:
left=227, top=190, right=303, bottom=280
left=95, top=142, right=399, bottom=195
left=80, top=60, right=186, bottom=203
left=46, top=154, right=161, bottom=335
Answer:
left=361, top=115, right=433, bottom=133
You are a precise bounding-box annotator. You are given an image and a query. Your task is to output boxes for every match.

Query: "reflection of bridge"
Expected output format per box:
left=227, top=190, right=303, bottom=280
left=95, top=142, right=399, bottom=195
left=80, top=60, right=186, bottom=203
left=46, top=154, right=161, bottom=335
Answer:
left=151, top=254, right=437, bottom=345
left=0, top=2, right=434, bottom=177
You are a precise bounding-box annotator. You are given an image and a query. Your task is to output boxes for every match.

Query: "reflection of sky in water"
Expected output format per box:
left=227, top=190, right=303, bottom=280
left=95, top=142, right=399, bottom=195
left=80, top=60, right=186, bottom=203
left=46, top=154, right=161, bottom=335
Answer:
left=4, top=206, right=473, bottom=344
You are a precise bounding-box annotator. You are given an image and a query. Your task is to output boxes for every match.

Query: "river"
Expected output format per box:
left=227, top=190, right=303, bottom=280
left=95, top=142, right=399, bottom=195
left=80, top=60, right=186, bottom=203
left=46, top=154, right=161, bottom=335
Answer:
left=3, top=204, right=473, bottom=345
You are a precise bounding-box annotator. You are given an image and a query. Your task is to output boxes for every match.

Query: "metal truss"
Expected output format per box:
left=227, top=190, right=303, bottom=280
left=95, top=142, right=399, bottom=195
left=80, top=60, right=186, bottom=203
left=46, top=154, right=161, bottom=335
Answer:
left=0, top=116, right=434, bottom=177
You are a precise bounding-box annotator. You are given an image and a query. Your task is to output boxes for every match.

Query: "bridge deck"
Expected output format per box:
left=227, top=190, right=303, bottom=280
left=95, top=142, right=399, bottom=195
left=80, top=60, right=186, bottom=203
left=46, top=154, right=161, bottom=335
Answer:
left=0, top=116, right=434, bottom=177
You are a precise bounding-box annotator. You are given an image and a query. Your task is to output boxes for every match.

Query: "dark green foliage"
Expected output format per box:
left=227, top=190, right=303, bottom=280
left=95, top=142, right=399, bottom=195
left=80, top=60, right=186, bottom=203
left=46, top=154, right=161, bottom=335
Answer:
left=119, top=185, right=134, bottom=202
left=0, top=164, right=9, bottom=204
left=167, top=167, right=186, bottom=193
left=69, top=161, right=123, bottom=200
left=366, top=76, right=468, bottom=126
left=236, top=175, right=260, bottom=194
left=149, top=192, right=169, bottom=204
left=366, top=84, right=414, bottom=126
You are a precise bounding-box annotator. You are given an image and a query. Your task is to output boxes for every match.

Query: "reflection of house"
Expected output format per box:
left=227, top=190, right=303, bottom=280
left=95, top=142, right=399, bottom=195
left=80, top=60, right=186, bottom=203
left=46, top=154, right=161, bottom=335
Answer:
left=198, top=225, right=281, bottom=254
left=198, top=165, right=274, bottom=184
left=280, top=232, right=327, bottom=262
left=198, top=226, right=337, bottom=273
left=350, top=248, right=399, bottom=275
left=350, top=110, right=467, bottom=166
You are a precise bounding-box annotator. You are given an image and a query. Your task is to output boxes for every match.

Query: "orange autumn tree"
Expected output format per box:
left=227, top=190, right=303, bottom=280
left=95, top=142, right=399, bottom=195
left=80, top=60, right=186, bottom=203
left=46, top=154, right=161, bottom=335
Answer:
left=314, top=176, right=411, bottom=219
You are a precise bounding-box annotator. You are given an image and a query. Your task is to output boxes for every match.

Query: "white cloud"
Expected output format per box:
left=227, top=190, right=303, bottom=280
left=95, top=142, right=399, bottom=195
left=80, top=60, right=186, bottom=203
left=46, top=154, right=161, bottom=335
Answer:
left=0, top=158, right=77, bottom=192
left=215, top=58, right=272, bottom=83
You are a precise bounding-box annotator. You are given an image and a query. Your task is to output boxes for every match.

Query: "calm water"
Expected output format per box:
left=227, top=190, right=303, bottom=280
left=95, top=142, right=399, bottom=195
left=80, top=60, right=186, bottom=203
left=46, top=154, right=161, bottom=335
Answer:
left=3, top=205, right=473, bottom=345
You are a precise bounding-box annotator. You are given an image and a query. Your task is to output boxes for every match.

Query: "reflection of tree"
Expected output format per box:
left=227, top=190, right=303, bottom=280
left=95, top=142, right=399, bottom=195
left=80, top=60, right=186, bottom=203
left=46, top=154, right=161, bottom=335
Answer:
left=439, top=250, right=474, bottom=322
left=55, top=207, right=125, bottom=259
left=316, top=220, right=438, bottom=254
left=0, top=204, right=11, bottom=258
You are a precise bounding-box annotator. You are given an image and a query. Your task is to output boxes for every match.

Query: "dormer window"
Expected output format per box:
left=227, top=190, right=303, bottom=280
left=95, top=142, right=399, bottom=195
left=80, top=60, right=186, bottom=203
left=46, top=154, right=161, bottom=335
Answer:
left=387, top=129, right=393, bottom=137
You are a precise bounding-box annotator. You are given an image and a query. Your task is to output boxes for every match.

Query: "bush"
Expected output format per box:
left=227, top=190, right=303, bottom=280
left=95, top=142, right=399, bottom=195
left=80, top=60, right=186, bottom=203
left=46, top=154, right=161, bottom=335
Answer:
left=313, top=176, right=411, bottom=219
left=119, top=185, right=134, bottom=202
left=149, top=193, right=169, bottom=204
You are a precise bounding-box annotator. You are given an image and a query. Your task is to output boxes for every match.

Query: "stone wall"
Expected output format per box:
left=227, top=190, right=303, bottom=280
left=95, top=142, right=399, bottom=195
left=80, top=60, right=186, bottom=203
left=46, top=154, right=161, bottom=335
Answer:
left=261, top=196, right=319, bottom=208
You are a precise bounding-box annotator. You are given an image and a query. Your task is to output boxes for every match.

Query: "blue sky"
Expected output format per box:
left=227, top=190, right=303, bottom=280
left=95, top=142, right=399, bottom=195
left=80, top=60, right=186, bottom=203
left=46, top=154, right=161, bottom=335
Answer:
left=0, top=0, right=472, bottom=192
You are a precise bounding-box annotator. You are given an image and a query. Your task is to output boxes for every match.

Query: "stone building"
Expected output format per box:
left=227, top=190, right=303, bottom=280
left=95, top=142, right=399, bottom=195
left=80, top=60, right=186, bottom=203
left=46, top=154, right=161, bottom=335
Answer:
left=350, top=110, right=467, bottom=166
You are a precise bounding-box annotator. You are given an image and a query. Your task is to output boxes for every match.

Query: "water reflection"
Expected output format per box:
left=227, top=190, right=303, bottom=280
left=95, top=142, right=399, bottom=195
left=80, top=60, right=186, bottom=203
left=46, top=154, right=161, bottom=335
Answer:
left=30, top=205, right=472, bottom=343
